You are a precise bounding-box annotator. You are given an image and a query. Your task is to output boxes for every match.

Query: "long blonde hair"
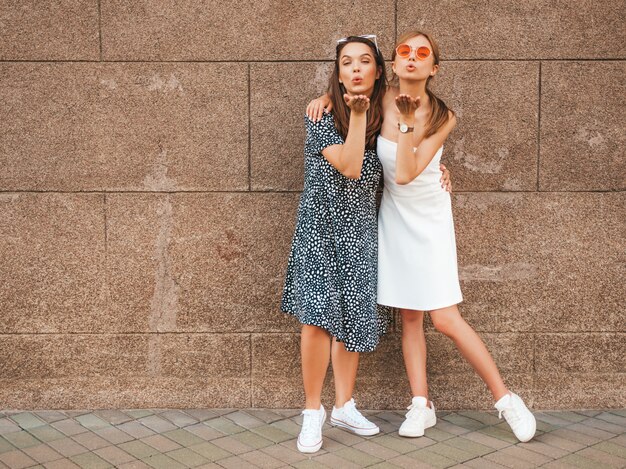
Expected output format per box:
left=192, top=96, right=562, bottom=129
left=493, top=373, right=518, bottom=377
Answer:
left=392, top=30, right=454, bottom=138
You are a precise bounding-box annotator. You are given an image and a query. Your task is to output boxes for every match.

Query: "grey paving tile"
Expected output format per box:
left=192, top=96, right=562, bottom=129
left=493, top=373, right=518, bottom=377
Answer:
left=93, top=426, right=135, bottom=445
left=425, top=441, right=477, bottom=463
left=224, top=411, right=266, bottom=429
left=556, top=453, right=611, bottom=469
left=118, top=440, right=161, bottom=460
left=313, top=451, right=362, bottom=468
left=51, top=419, right=89, bottom=437
left=250, top=425, right=293, bottom=443
left=47, top=437, right=89, bottom=457
left=0, top=437, right=15, bottom=454
left=567, top=422, right=618, bottom=441
left=93, top=410, right=134, bottom=426
left=9, top=412, right=47, bottom=430
left=260, top=444, right=309, bottom=465
left=580, top=417, right=626, bottom=435
left=371, top=434, right=436, bottom=454
left=576, top=446, right=626, bottom=468
left=595, top=413, right=626, bottom=427
left=116, top=461, right=152, bottom=469
left=157, top=410, right=198, bottom=428
left=217, top=454, right=261, bottom=468
left=33, top=412, right=68, bottom=424
left=21, top=443, right=64, bottom=464
left=522, top=439, right=568, bottom=459
left=239, top=449, right=285, bottom=468
left=160, top=428, right=205, bottom=447
left=592, top=441, right=626, bottom=459
left=29, top=426, right=67, bottom=443
left=2, top=430, right=42, bottom=449
left=74, top=414, right=111, bottom=431
left=187, top=441, right=232, bottom=462
left=245, top=409, right=286, bottom=424
left=137, top=415, right=177, bottom=434
left=402, top=447, right=458, bottom=468
left=211, top=435, right=255, bottom=455
left=0, top=419, right=20, bottom=435
left=71, top=431, right=111, bottom=451
left=43, top=458, right=83, bottom=468
left=165, top=447, right=210, bottom=467
left=93, top=445, right=137, bottom=466
left=352, top=440, right=401, bottom=460
left=231, top=430, right=274, bottom=450
left=462, top=457, right=509, bottom=468
left=442, top=414, right=486, bottom=432
left=0, top=449, right=37, bottom=469
left=536, top=431, right=586, bottom=452
left=204, top=417, right=246, bottom=435
left=69, top=451, right=113, bottom=469
left=180, top=409, right=220, bottom=422
left=141, top=453, right=186, bottom=469
left=116, top=422, right=156, bottom=439
left=123, top=411, right=155, bottom=419
left=140, top=434, right=182, bottom=453
left=183, top=423, right=224, bottom=441
left=459, top=431, right=511, bottom=450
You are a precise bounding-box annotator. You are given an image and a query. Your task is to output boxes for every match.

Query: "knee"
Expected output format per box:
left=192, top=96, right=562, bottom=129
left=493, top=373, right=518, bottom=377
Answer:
left=431, top=309, right=459, bottom=337
left=302, top=324, right=330, bottom=339
left=400, top=309, right=424, bottom=329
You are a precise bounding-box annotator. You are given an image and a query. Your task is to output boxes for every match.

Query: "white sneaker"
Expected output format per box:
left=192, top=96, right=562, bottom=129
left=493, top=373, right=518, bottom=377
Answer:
left=297, top=405, right=326, bottom=453
left=495, top=392, right=536, bottom=442
left=330, top=398, right=379, bottom=436
left=399, top=396, right=437, bottom=437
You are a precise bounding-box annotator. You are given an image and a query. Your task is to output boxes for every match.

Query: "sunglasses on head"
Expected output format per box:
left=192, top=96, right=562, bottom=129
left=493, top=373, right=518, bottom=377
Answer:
left=336, top=34, right=380, bottom=54
left=395, top=44, right=431, bottom=60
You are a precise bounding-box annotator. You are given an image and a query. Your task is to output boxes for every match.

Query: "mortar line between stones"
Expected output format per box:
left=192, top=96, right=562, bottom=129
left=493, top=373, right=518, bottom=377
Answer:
left=103, top=193, right=108, bottom=317
left=0, top=189, right=622, bottom=194
left=97, top=0, right=103, bottom=60
left=537, top=61, right=542, bottom=191
left=1, top=331, right=622, bottom=335
left=394, top=0, right=398, bottom=45
left=249, top=333, right=253, bottom=407
left=0, top=58, right=625, bottom=63
left=248, top=63, right=251, bottom=191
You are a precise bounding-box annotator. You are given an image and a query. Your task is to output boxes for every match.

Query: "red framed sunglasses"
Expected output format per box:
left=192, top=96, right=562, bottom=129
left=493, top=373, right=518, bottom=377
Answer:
left=395, top=44, right=431, bottom=60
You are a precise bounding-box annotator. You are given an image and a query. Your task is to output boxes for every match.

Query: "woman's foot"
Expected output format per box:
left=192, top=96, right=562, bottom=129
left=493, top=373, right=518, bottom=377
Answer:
left=399, top=396, right=437, bottom=437
left=297, top=405, right=326, bottom=453
left=494, top=392, right=536, bottom=442
left=330, top=398, right=380, bottom=436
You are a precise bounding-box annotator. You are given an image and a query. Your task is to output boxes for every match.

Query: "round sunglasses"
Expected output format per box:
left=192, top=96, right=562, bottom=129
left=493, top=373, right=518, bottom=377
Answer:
left=395, top=44, right=431, bottom=60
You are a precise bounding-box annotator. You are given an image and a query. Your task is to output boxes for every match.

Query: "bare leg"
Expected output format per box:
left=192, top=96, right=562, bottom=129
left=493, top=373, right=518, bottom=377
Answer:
left=400, top=309, right=429, bottom=400
left=301, top=325, right=332, bottom=409
left=430, top=305, right=508, bottom=401
left=331, top=338, right=359, bottom=408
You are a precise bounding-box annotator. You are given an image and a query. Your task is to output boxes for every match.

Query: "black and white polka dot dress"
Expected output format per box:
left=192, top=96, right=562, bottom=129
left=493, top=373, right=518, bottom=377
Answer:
left=281, top=112, right=392, bottom=353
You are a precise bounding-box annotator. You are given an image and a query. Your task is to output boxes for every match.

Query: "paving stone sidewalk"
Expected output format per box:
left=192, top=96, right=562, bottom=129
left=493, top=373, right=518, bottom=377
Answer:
left=0, top=408, right=624, bottom=468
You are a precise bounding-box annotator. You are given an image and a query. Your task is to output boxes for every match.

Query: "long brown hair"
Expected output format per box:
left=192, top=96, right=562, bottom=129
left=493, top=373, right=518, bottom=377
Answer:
left=392, top=30, right=454, bottom=139
left=328, top=36, right=387, bottom=149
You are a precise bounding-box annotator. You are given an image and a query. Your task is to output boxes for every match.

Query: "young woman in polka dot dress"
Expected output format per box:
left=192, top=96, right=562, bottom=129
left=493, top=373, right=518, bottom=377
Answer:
left=281, top=36, right=391, bottom=453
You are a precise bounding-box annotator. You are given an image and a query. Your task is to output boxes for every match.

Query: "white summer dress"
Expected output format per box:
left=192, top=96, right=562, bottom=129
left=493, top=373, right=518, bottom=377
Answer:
left=377, top=135, right=463, bottom=311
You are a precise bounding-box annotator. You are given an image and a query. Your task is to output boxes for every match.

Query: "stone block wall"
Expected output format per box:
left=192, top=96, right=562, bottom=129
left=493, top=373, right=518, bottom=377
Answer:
left=0, top=1, right=624, bottom=410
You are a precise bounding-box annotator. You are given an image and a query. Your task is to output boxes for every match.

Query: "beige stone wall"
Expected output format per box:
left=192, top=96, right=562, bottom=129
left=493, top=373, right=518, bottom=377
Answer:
left=0, top=1, right=624, bottom=410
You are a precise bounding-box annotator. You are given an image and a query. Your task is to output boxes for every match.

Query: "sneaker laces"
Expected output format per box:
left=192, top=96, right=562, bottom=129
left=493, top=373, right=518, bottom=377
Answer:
left=342, top=399, right=370, bottom=426
left=405, top=402, right=429, bottom=421
left=301, top=409, right=322, bottom=436
left=498, top=403, right=521, bottom=424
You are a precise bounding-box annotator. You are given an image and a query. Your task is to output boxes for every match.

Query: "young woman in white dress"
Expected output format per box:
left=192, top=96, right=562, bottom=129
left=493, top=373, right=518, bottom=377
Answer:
left=308, top=30, right=536, bottom=443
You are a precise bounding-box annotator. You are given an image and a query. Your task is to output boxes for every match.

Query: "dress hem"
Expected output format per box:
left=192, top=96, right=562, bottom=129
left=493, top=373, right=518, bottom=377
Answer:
left=376, top=296, right=463, bottom=312
left=281, top=308, right=387, bottom=353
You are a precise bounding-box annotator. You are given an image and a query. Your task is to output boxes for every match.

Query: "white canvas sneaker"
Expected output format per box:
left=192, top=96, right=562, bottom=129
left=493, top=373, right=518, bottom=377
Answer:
left=330, top=398, right=380, bottom=436
left=494, top=392, right=536, bottom=442
left=297, top=405, right=326, bottom=453
left=399, top=396, right=437, bottom=437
